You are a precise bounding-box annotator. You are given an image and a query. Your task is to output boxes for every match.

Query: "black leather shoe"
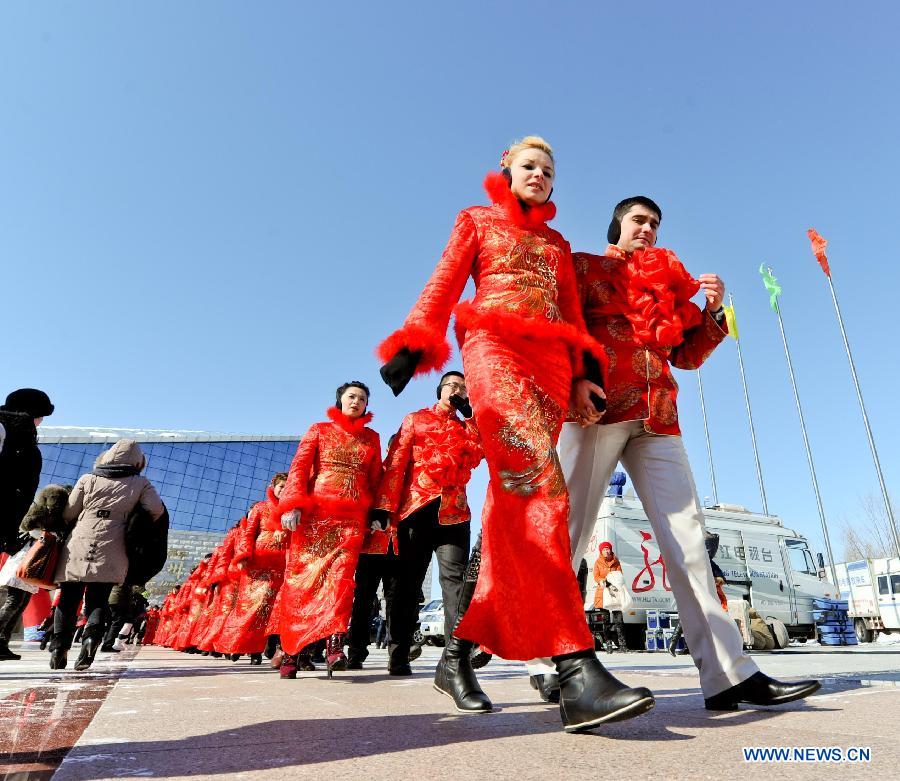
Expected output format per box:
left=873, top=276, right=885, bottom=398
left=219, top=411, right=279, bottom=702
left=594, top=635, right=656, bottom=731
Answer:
left=74, top=637, right=97, bottom=671
left=434, top=637, right=492, bottom=714
left=50, top=649, right=68, bottom=670
left=347, top=660, right=364, bottom=670
left=555, top=653, right=654, bottom=732
left=0, top=643, right=21, bottom=661
left=704, top=672, right=821, bottom=711
left=250, top=653, right=262, bottom=666
left=389, top=664, right=412, bottom=676
left=408, top=644, right=423, bottom=662
left=530, top=673, right=561, bottom=703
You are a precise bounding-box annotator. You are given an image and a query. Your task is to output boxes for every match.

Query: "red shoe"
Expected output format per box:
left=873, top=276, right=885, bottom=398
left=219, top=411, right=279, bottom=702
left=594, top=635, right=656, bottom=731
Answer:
left=326, top=634, right=347, bottom=678
left=279, top=654, right=298, bottom=680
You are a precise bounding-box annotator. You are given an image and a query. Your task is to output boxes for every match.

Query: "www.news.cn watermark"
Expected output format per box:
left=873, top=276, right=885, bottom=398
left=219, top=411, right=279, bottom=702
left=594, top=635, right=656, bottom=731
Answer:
left=743, top=746, right=871, bottom=763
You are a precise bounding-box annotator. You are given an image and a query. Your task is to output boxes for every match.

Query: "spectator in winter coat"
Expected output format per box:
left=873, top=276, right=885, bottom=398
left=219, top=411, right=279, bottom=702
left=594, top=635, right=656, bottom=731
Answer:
left=0, top=388, right=54, bottom=554
left=50, top=439, right=164, bottom=671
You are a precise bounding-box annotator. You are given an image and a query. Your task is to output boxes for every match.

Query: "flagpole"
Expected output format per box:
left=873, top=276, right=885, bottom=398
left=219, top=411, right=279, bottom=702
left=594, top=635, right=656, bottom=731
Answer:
left=697, top=368, right=718, bottom=507
left=770, top=271, right=839, bottom=587
left=824, top=276, right=900, bottom=557
left=729, top=294, right=769, bottom=516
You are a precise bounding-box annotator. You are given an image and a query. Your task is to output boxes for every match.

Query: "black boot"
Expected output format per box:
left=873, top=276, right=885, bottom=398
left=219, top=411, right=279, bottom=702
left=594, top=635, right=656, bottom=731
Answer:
left=530, top=673, right=560, bottom=703
left=250, top=653, right=262, bottom=666
left=554, top=652, right=655, bottom=732
left=50, top=647, right=68, bottom=670
left=74, top=628, right=102, bottom=671
left=264, top=635, right=279, bottom=659
left=0, top=640, right=21, bottom=661
left=704, top=671, right=821, bottom=711
left=433, top=538, right=491, bottom=714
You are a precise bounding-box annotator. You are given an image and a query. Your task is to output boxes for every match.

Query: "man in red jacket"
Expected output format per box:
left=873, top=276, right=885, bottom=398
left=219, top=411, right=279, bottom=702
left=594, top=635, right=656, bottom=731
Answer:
left=372, top=371, right=482, bottom=675
left=537, top=196, right=820, bottom=711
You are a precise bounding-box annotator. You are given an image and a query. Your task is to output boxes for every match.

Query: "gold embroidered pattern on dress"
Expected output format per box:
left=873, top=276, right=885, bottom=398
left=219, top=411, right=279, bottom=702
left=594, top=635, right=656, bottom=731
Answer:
left=480, top=232, right=561, bottom=321
left=493, top=373, right=566, bottom=498
left=316, top=439, right=366, bottom=501
left=631, top=349, right=664, bottom=380
left=606, top=316, right=634, bottom=342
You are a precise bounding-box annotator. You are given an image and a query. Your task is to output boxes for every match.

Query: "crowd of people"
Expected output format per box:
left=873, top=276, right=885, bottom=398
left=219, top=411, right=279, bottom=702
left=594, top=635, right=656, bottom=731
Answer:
left=1, top=134, right=824, bottom=734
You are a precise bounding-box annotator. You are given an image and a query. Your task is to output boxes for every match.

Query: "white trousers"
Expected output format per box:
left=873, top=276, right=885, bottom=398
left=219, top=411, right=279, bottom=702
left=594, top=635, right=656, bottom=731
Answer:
left=527, top=420, right=758, bottom=697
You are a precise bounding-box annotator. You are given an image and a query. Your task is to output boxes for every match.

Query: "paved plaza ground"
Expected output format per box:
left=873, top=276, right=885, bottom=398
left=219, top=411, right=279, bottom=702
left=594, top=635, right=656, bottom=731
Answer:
left=2, top=639, right=899, bottom=780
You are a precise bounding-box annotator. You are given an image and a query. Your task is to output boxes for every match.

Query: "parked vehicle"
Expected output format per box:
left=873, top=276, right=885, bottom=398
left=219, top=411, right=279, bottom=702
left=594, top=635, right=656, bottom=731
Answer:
left=581, top=494, right=836, bottom=649
left=418, top=599, right=445, bottom=646
left=832, top=557, right=900, bottom=642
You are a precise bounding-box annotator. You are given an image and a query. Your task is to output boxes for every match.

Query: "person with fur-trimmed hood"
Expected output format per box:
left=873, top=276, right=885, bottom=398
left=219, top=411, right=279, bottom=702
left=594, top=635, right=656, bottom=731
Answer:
left=0, top=388, right=54, bottom=555
left=376, top=137, right=655, bottom=732
left=272, top=381, right=383, bottom=679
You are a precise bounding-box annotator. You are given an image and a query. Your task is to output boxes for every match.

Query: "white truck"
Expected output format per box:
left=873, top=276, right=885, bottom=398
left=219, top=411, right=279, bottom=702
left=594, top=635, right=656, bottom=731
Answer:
left=833, top=557, right=900, bottom=642
left=581, top=495, right=837, bottom=648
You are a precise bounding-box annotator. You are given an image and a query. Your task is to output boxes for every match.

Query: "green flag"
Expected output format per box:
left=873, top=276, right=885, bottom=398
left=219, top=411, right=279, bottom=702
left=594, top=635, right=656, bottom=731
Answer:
left=759, top=263, right=782, bottom=312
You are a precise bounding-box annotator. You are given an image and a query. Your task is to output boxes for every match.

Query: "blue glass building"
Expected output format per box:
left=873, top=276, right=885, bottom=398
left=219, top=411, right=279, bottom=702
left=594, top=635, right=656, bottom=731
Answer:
left=37, top=427, right=301, bottom=533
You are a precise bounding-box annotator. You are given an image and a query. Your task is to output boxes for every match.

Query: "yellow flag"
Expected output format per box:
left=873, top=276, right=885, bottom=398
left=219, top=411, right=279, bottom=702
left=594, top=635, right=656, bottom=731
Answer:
left=723, top=305, right=739, bottom=340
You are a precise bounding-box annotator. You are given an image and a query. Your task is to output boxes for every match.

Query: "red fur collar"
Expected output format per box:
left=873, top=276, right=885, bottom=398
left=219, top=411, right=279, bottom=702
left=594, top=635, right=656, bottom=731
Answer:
left=327, top=407, right=374, bottom=434
left=483, top=171, right=556, bottom=229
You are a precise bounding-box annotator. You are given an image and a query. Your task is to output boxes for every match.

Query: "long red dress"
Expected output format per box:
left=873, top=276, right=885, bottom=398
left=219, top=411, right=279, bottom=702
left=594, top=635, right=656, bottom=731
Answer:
left=378, top=172, right=606, bottom=660
left=202, top=522, right=244, bottom=654
left=217, top=497, right=288, bottom=654
left=273, top=408, right=383, bottom=656
left=171, top=560, right=210, bottom=651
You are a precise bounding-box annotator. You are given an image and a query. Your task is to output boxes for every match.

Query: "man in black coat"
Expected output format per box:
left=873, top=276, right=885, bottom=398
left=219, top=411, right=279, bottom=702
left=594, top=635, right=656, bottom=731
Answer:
left=0, top=388, right=54, bottom=555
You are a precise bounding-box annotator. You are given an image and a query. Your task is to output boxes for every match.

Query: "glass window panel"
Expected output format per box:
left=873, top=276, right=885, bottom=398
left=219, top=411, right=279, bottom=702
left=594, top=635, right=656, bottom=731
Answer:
left=216, top=481, right=234, bottom=496
left=164, top=470, right=185, bottom=486
left=211, top=505, right=230, bottom=519
left=180, top=487, right=199, bottom=501
left=146, top=467, right=166, bottom=482
left=59, top=449, right=83, bottom=466
left=241, top=442, right=259, bottom=455
left=190, top=443, right=210, bottom=455
left=177, top=499, right=197, bottom=514
left=237, top=463, right=254, bottom=477
left=160, top=483, right=181, bottom=500
left=206, top=457, right=224, bottom=471
left=149, top=456, right=170, bottom=472
left=239, top=451, right=256, bottom=466
left=198, top=491, right=216, bottom=505
left=185, top=463, right=204, bottom=478
left=208, top=445, right=226, bottom=460
left=200, top=479, right=218, bottom=493
left=213, top=493, right=232, bottom=508
left=193, top=514, right=211, bottom=529
left=154, top=444, right=174, bottom=460
left=54, top=463, right=80, bottom=480
left=169, top=446, right=189, bottom=463
left=39, top=445, right=61, bottom=462
left=183, top=475, right=201, bottom=489
left=233, top=485, right=250, bottom=500
left=254, top=455, right=271, bottom=469
left=196, top=502, right=214, bottom=516
left=218, top=469, right=237, bottom=484
left=235, top=475, right=253, bottom=489
left=202, top=468, right=221, bottom=482
left=220, top=459, right=238, bottom=474
left=188, top=452, right=207, bottom=467
left=223, top=446, right=242, bottom=464
left=253, top=467, right=269, bottom=481
left=231, top=497, right=248, bottom=511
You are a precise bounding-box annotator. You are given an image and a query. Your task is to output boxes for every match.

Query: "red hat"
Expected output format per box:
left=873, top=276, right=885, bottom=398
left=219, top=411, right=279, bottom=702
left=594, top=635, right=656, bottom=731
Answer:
left=599, top=541, right=613, bottom=554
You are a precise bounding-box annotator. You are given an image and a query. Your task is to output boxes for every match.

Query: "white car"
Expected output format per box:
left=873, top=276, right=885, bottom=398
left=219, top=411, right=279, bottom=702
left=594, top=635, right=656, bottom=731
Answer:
left=418, top=599, right=445, bottom=646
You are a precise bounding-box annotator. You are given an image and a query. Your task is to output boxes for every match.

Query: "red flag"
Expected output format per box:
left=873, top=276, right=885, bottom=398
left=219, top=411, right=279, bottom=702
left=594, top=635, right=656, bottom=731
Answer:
left=807, top=228, right=831, bottom=277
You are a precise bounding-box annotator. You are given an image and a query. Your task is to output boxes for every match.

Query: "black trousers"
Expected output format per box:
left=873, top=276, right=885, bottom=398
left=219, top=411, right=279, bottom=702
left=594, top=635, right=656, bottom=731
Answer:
left=0, top=586, right=32, bottom=643
left=347, top=550, right=398, bottom=663
left=53, top=582, right=114, bottom=651
left=389, top=500, right=469, bottom=667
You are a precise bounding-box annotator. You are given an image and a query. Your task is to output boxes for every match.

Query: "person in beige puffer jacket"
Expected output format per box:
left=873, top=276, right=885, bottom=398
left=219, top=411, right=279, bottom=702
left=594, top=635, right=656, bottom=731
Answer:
left=50, top=439, right=164, bottom=671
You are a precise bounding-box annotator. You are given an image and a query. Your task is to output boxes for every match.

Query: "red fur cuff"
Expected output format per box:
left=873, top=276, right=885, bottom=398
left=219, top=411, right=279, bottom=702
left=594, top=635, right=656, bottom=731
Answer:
left=376, top=323, right=452, bottom=375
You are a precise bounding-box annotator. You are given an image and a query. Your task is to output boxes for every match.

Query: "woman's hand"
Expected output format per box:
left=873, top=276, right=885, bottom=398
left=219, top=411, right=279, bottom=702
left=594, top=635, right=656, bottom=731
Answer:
left=699, top=274, right=725, bottom=311
left=281, top=509, right=300, bottom=531
left=571, top=379, right=606, bottom=426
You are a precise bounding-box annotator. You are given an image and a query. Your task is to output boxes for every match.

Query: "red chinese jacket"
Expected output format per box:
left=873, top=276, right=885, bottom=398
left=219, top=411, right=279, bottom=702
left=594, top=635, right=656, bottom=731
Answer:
left=573, top=244, right=728, bottom=435
left=275, top=408, right=383, bottom=522
left=234, top=498, right=289, bottom=571
left=377, top=171, right=606, bottom=383
left=375, top=403, right=482, bottom=528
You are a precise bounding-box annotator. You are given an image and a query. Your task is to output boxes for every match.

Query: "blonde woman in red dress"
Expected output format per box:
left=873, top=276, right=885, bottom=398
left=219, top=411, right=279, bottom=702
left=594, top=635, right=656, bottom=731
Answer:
left=273, top=381, right=383, bottom=678
left=378, top=137, right=654, bottom=731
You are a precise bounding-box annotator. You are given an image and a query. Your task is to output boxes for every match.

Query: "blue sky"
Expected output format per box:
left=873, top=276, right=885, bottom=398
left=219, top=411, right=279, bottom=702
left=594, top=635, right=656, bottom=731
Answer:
left=4, top=2, right=899, bottom=570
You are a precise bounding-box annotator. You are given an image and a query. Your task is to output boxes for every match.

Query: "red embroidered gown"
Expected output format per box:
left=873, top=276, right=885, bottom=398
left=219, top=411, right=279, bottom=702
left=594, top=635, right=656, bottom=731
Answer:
left=217, top=497, right=289, bottom=654
left=273, top=408, right=383, bottom=656
left=171, top=559, right=209, bottom=651
left=378, top=172, right=606, bottom=660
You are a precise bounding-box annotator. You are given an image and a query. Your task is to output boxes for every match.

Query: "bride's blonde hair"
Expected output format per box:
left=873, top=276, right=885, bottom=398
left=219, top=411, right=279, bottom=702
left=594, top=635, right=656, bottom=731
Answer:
left=500, top=136, right=554, bottom=169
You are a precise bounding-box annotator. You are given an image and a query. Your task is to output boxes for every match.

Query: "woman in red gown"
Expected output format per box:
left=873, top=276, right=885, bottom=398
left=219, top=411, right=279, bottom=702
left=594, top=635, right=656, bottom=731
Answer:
left=216, top=473, right=289, bottom=664
left=273, top=381, right=383, bottom=678
left=378, top=137, right=654, bottom=731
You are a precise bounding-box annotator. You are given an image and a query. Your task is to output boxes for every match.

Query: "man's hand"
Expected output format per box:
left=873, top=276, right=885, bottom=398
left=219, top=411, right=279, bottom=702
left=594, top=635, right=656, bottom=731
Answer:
left=281, top=509, right=300, bottom=531
left=368, top=508, right=390, bottom=531
left=570, top=379, right=605, bottom=426
left=699, top=274, right=725, bottom=311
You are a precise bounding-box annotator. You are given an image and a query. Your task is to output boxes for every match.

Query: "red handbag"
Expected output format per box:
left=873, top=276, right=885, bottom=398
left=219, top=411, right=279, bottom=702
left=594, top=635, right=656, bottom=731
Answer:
left=16, top=532, right=62, bottom=590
